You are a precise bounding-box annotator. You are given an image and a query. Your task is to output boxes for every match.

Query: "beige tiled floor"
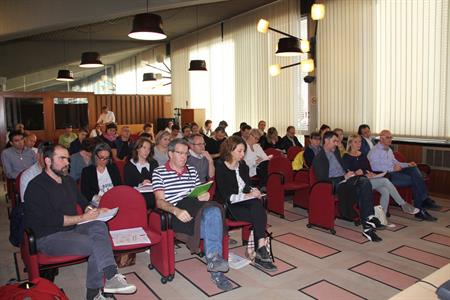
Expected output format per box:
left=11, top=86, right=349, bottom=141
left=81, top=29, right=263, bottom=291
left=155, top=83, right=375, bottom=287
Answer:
left=1, top=191, right=449, bottom=300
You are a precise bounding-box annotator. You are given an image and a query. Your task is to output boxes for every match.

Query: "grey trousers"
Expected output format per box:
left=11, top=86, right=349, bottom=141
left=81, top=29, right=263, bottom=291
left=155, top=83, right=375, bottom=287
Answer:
left=37, top=221, right=116, bottom=289
left=369, top=177, right=406, bottom=212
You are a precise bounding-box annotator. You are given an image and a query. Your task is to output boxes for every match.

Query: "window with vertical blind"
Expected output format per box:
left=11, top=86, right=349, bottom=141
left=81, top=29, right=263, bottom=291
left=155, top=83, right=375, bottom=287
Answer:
left=317, top=0, right=449, bottom=139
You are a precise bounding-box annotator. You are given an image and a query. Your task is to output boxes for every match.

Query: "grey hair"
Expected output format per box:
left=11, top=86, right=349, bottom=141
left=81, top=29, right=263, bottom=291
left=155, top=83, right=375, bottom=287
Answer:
left=188, top=133, right=204, bottom=144
left=168, top=138, right=189, bottom=152
left=92, top=142, right=112, bottom=164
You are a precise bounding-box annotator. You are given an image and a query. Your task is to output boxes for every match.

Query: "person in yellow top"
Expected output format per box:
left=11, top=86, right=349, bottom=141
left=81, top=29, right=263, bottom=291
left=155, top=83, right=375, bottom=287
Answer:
left=58, top=124, right=78, bottom=148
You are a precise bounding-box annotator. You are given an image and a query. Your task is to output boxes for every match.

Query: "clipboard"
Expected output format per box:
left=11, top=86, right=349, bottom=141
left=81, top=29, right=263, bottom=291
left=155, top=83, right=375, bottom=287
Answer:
left=188, top=181, right=213, bottom=198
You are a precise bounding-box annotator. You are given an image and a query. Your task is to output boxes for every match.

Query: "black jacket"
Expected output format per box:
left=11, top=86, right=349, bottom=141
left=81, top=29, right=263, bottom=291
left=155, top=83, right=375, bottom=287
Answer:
left=80, top=163, right=122, bottom=201
left=214, top=159, right=252, bottom=204
left=124, top=159, right=158, bottom=187
left=280, top=135, right=303, bottom=152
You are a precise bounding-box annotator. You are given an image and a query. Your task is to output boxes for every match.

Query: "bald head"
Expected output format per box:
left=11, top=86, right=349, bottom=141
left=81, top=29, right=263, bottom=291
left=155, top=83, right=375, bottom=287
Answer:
left=379, top=130, right=393, bottom=146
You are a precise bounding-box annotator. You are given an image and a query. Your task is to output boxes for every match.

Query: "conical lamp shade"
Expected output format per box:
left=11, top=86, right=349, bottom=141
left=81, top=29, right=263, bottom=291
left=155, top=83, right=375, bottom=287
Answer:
left=56, top=69, right=74, bottom=81
left=275, top=37, right=302, bottom=56
left=79, top=52, right=103, bottom=68
left=143, top=73, right=157, bottom=81
left=129, top=13, right=167, bottom=40
left=188, top=60, right=207, bottom=71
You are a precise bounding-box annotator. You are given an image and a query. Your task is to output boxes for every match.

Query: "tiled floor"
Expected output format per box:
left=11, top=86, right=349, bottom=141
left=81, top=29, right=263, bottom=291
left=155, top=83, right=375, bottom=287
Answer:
left=1, top=193, right=449, bottom=300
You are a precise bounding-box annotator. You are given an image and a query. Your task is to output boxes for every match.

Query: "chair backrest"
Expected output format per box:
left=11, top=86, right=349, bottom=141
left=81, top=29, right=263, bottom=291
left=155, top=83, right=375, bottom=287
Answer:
left=268, top=156, right=294, bottom=182
left=264, top=148, right=283, bottom=158
left=99, top=185, right=147, bottom=230
left=287, top=146, right=303, bottom=161
left=113, top=160, right=126, bottom=182
left=393, top=151, right=407, bottom=163
left=309, top=167, right=318, bottom=186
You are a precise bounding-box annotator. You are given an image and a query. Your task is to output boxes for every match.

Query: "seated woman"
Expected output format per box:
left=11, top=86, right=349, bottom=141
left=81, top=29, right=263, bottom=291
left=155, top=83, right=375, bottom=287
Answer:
left=99, top=122, right=118, bottom=150
left=215, top=136, right=277, bottom=272
left=80, top=143, right=122, bottom=206
left=343, top=134, right=419, bottom=216
left=260, top=127, right=283, bottom=151
left=124, top=138, right=158, bottom=209
left=244, top=129, right=273, bottom=188
left=153, top=130, right=171, bottom=166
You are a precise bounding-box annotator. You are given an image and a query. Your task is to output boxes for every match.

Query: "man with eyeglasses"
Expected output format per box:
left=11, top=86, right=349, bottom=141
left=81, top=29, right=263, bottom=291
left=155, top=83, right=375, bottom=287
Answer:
left=187, top=134, right=215, bottom=183
left=368, top=130, right=438, bottom=221
left=152, top=138, right=232, bottom=291
left=280, top=125, right=303, bottom=152
left=24, top=144, right=136, bottom=300
left=1, top=130, right=37, bottom=180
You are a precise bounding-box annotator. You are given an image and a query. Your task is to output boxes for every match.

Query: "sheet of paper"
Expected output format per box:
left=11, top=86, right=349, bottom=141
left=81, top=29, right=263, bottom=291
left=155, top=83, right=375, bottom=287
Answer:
left=78, top=207, right=119, bottom=225
left=134, top=184, right=153, bottom=193
left=369, top=172, right=387, bottom=179
left=110, top=227, right=151, bottom=246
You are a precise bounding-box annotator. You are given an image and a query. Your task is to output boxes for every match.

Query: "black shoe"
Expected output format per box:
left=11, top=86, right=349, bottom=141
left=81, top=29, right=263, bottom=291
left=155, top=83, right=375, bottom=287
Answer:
left=256, top=246, right=272, bottom=263
left=423, top=198, right=442, bottom=211
left=386, top=211, right=391, bottom=218
left=362, top=229, right=382, bottom=242
left=254, top=258, right=278, bottom=272
left=415, top=209, right=437, bottom=221
left=366, top=217, right=386, bottom=230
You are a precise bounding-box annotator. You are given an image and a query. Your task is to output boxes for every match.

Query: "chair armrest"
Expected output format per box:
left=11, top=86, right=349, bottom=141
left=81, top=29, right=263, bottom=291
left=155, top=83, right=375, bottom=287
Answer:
left=417, top=163, right=431, bottom=176
left=294, top=169, right=310, bottom=184
left=24, top=228, right=37, bottom=255
left=309, top=180, right=333, bottom=194
left=148, top=209, right=170, bottom=232
left=268, top=171, right=286, bottom=184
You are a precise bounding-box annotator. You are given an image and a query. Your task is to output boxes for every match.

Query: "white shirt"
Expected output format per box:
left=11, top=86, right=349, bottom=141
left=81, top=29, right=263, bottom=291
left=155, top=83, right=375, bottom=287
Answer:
left=364, top=136, right=374, bottom=149
left=131, top=160, right=150, bottom=173
left=244, top=143, right=269, bottom=177
left=97, top=169, right=114, bottom=197
left=97, top=111, right=116, bottom=124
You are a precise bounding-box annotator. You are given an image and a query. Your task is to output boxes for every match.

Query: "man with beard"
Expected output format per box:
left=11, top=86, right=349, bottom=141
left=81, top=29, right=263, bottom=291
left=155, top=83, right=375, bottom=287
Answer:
left=24, top=144, right=136, bottom=300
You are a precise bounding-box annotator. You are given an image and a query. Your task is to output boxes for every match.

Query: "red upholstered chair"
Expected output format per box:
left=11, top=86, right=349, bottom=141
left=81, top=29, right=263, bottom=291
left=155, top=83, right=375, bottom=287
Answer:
left=21, top=205, right=88, bottom=281
left=307, top=168, right=337, bottom=234
left=113, top=160, right=126, bottom=182
left=287, top=146, right=303, bottom=162
left=264, top=148, right=284, bottom=158
left=266, top=157, right=309, bottom=217
left=99, top=185, right=173, bottom=284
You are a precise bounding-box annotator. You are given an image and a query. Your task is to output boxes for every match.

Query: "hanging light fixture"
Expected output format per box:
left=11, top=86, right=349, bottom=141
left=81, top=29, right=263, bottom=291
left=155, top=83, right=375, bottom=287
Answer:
left=143, top=72, right=157, bottom=81
left=276, top=37, right=302, bottom=56
left=56, top=69, right=74, bottom=82
left=300, top=40, right=310, bottom=53
left=301, top=58, right=315, bottom=73
left=79, top=51, right=103, bottom=68
left=56, top=41, right=74, bottom=81
left=311, top=4, right=325, bottom=20
left=189, top=6, right=207, bottom=71
left=128, top=1, right=166, bottom=40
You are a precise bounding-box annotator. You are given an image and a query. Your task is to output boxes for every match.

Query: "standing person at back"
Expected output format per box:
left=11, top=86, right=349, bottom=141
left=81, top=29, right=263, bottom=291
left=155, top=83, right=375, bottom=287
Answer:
left=97, top=106, right=116, bottom=125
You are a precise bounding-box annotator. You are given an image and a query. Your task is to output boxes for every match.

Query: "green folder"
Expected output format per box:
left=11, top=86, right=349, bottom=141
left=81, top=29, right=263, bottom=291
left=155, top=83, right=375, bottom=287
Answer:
left=188, top=181, right=213, bottom=198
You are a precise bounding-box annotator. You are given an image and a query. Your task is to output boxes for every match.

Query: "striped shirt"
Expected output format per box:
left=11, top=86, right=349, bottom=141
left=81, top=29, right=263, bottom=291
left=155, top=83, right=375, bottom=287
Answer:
left=152, top=162, right=200, bottom=205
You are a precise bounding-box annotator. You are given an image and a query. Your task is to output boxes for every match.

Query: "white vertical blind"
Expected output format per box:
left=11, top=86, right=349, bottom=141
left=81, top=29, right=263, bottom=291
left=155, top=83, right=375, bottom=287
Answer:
left=317, top=0, right=376, bottom=133
left=376, top=0, right=449, bottom=138
left=171, top=0, right=302, bottom=133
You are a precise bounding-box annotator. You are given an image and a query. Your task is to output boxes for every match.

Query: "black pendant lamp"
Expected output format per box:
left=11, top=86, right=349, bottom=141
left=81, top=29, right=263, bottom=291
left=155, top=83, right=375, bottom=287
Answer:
left=188, top=60, right=207, bottom=71
left=79, top=51, right=103, bottom=68
left=129, top=13, right=167, bottom=40
left=56, top=69, right=74, bottom=82
left=276, top=37, right=302, bottom=56
left=143, top=72, right=157, bottom=81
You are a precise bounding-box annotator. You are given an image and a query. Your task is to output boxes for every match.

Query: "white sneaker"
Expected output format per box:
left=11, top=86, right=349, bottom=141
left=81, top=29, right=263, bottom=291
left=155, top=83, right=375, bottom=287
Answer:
left=93, top=292, right=113, bottom=300
left=103, top=274, right=136, bottom=294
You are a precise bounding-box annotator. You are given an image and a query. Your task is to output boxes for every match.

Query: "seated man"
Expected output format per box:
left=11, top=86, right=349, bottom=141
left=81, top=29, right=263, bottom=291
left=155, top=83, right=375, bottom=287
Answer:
left=280, top=126, right=303, bottom=152
left=313, top=132, right=384, bottom=242
left=358, top=124, right=376, bottom=156
left=205, top=127, right=227, bottom=159
left=232, top=123, right=251, bottom=140
left=58, top=124, right=78, bottom=149
left=24, top=132, right=38, bottom=154
left=69, top=127, right=88, bottom=155
left=114, top=126, right=134, bottom=160
left=187, top=134, right=215, bottom=183
left=24, top=144, right=136, bottom=300
left=152, top=139, right=232, bottom=291
left=304, top=131, right=321, bottom=168
left=1, top=130, right=37, bottom=180
left=368, top=130, right=437, bottom=221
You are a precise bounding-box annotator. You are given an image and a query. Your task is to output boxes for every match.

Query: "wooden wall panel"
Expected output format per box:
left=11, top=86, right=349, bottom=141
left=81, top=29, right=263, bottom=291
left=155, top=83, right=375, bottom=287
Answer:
left=396, top=144, right=423, bottom=163
left=429, top=170, right=450, bottom=198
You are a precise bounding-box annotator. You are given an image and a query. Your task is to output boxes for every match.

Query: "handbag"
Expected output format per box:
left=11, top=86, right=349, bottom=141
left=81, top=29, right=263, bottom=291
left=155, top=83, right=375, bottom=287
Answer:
left=115, top=253, right=136, bottom=268
left=374, top=205, right=388, bottom=225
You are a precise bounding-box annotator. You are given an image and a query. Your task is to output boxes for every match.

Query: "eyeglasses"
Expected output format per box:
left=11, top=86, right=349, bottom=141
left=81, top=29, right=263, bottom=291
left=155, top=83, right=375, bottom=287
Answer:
left=251, top=135, right=260, bottom=141
left=97, top=155, right=110, bottom=161
left=192, top=142, right=206, bottom=146
left=384, top=136, right=393, bottom=139
left=172, top=150, right=189, bottom=156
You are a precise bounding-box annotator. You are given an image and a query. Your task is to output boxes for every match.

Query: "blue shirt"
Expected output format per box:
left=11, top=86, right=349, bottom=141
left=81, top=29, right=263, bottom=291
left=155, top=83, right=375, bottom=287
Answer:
left=325, top=149, right=345, bottom=178
left=367, top=143, right=408, bottom=172
left=1, top=147, right=37, bottom=179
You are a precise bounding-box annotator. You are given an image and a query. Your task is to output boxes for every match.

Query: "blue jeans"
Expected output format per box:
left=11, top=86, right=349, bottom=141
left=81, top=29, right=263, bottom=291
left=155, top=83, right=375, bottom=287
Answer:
left=389, top=167, right=428, bottom=208
left=200, top=206, right=223, bottom=258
